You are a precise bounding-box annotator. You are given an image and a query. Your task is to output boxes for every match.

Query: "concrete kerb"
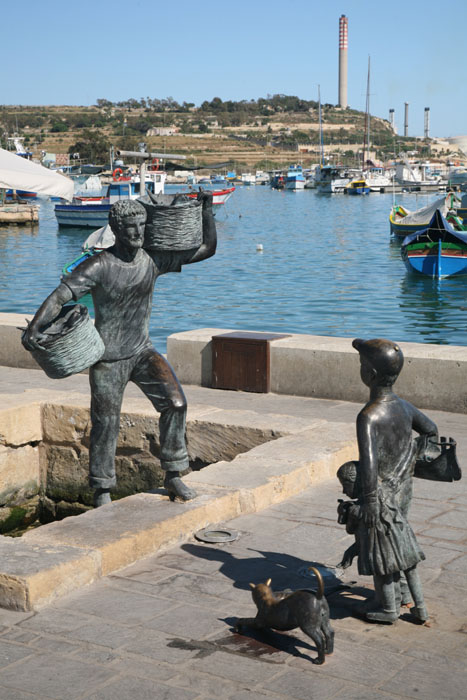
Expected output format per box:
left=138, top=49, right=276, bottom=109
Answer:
left=167, top=328, right=467, bottom=414
left=0, top=386, right=357, bottom=612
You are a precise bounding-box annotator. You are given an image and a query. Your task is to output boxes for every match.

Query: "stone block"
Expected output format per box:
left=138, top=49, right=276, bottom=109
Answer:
left=186, top=418, right=280, bottom=463
left=0, top=402, right=42, bottom=447
left=24, top=491, right=241, bottom=576
left=0, top=537, right=100, bottom=611
left=45, top=443, right=164, bottom=504
left=45, top=444, right=89, bottom=503
left=41, top=403, right=91, bottom=445
left=0, top=444, right=40, bottom=506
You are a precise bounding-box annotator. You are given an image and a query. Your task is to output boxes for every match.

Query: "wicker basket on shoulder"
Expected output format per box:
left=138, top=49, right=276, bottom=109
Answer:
left=26, top=305, right=105, bottom=379
left=139, top=193, right=203, bottom=251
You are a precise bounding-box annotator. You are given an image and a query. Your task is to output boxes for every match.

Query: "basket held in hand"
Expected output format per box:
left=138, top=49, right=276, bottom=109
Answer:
left=139, top=192, right=202, bottom=251
left=25, top=305, right=104, bottom=379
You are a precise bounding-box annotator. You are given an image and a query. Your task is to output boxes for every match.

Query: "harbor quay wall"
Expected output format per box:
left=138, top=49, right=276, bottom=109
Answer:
left=167, top=328, right=467, bottom=415
left=0, top=314, right=465, bottom=414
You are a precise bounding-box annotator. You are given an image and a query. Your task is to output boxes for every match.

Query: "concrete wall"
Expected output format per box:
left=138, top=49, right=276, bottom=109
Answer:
left=167, top=328, right=467, bottom=414
left=0, top=313, right=40, bottom=370
left=0, top=315, right=465, bottom=413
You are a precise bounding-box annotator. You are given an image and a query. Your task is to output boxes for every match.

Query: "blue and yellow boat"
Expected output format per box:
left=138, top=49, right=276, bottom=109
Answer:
left=390, top=193, right=461, bottom=237
left=401, top=209, right=467, bottom=278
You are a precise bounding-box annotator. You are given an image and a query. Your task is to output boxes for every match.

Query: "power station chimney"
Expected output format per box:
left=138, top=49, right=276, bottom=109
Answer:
left=424, top=107, right=430, bottom=138
left=389, top=108, right=396, bottom=133
left=404, top=102, right=409, bottom=137
left=338, top=15, right=348, bottom=108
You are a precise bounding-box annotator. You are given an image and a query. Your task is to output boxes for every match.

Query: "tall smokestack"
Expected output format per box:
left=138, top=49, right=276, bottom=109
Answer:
left=404, top=102, right=409, bottom=137
left=389, top=108, right=396, bottom=133
left=424, top=107, right=430, bottom=138
left=338, top=15, right=348, bottom=108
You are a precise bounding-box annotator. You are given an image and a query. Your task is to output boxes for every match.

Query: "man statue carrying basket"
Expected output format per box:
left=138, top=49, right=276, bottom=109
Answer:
left=22, top=191, right=216, bottom=507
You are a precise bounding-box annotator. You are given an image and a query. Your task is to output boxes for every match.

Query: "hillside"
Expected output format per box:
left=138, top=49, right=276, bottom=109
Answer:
left=0, top=97, right=454, bottom=170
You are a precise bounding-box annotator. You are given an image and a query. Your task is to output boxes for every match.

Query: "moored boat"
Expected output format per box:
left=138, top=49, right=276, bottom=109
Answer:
left=401, top=209, right=467, bottom=278
left=389, top=193, right=461, bottom=237
left=345, top=178, right=370, bottom=195
left=54, top=170, right=166, bottom=227
left=316, top=166, right=361, bottom=193
left=284, top=164, right=305, bottom=190
left=186, top=186, right=235, bottom=207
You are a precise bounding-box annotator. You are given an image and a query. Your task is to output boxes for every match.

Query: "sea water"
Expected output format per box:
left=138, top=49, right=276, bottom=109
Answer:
left=0, top=186, right=466, bottom=353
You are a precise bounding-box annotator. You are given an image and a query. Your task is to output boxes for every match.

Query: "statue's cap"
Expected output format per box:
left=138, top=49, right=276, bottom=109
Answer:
left=352, top=338, right=404, bottom=376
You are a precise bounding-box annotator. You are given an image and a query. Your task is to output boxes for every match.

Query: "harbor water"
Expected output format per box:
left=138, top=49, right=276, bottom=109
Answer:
left=0, top=186, right=466, bottom=353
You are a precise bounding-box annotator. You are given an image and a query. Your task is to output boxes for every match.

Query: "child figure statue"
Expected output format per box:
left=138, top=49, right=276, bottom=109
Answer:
left=337, top=338, right=440, bottom=624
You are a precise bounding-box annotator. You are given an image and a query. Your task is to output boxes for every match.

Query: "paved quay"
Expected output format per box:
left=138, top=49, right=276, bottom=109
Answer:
left=0, top=369, right=466, bottom=698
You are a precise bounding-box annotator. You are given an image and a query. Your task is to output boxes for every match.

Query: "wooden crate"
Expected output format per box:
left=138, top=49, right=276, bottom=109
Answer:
left=211, top=332, right=290, bottom=393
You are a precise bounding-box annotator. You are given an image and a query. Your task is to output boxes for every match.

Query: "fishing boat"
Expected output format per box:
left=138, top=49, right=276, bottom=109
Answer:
left=270, top=170, right=285, bottom=189
left=54, top=170, right=167, bottom=227
left=389, top=193, right=461, bottom=237
left=316, top=166, right=360, bottom=193
left=285, top=164, right=305, bottom=190
left=240, top=173, right=256, bottom=186
left=401, top=209, right=467, bottom=278
left=186, top=186, right=235, bottom=207
left=345, top=178, right=370, bottom=195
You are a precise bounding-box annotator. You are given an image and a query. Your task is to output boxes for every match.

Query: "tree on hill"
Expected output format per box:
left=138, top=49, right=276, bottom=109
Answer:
left=68, top=129, right=110, bottom=164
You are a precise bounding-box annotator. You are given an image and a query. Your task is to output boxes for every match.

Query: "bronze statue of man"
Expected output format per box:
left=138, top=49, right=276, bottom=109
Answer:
left=339, top=338, right=439, bottom=623
left=22, top=193, right=216, bottom=507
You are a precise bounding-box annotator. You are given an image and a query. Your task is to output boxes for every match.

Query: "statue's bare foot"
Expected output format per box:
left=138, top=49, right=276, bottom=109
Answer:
left=164, top=472, right=197, bottom=502
left=94, top=488, right=111, bottom=507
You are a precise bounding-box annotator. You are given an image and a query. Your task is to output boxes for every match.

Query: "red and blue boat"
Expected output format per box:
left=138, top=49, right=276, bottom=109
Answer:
left=401, top=209, right=467, bottom=278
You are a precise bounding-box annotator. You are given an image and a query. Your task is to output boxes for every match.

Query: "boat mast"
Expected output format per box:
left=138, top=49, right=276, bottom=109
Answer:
left=318, top=85, right=324, bottom=166
left=362, top=56, right=370, bottom=172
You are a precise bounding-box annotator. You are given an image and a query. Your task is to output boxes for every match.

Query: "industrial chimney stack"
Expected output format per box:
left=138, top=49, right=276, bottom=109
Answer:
left=338, top=15, right=348, bottom=108
left=389, top=109, right=396, bottom=133
left=404, top=102, right=409, bottom=137
left=424, top=107, right=430, bottom=138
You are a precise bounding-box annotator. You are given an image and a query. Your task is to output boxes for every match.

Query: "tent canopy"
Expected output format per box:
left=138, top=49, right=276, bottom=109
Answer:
left=0, top=148, right=74, bottom=201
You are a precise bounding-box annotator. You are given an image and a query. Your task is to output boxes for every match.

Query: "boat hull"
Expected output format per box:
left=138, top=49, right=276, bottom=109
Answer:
left=285, top=178, right=305, bottom=190
left=55, top=204, right=111, bottom=228
left=401, top=209, right=467, bottom=278
left=402, top=244, right=467, bottom=278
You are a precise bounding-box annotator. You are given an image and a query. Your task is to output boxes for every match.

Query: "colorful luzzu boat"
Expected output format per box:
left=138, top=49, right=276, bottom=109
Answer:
left=390, top=193, right=461, bottom=237
left=401, top=209, right=467, bottom=278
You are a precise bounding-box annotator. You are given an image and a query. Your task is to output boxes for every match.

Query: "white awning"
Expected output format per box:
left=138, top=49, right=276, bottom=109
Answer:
left=0, top=148, right=74, bottom=201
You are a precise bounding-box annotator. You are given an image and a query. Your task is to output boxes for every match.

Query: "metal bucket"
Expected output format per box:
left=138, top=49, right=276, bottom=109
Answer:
left=27, top=305, right=105, bottom=379
left=139, top=193, right=202, bottom=251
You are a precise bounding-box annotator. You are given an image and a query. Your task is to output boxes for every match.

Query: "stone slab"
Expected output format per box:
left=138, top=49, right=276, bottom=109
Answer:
left=0, top=536, right=100, bottom=611
left=0, top=444, right=40, bottom=506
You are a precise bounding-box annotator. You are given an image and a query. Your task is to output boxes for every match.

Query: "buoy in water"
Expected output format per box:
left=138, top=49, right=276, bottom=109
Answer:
left=256, top=244, right=263, bottom=252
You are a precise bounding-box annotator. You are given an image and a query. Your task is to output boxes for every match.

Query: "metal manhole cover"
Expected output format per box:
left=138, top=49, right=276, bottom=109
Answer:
left=194, top=528, right=238, bottom=543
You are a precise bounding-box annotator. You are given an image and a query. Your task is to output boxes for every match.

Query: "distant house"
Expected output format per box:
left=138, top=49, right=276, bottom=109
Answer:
left=146, top=127, right=179, bottom=137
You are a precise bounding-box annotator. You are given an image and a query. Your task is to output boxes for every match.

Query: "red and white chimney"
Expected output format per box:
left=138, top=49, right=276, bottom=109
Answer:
left=338, top=15, right=348, bottom=108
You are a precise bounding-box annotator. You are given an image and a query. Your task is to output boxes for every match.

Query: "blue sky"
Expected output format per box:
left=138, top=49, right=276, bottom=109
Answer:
left=4, top=0, right=466, bottom=137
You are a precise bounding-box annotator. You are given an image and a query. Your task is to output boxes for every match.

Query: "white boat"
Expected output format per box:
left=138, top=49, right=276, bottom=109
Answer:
left=316, top=166, right=361, bottom=193
left=255, top=170, right=270, bottom=185
left=364, top=167, right=393, bottom=192
left=395, top=159, right=445, bottom=190
left=284, top=164, right=306, bottom=190
left=54, top=171, right=166, bottom=227
left=240, top=173, right=256, bottom=186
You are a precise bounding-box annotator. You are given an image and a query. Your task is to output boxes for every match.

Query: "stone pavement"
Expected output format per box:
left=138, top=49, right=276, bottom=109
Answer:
left=0, top=386, right=465, bottom=698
